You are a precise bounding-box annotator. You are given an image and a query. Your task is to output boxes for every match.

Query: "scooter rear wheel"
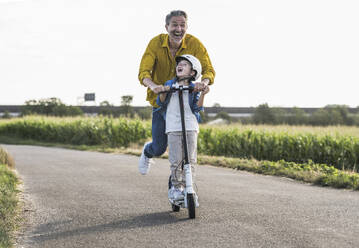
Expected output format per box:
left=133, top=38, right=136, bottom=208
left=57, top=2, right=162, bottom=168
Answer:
left=187, top=193, right=196, bottom=219
left=171, top=204, right=180, bottom=212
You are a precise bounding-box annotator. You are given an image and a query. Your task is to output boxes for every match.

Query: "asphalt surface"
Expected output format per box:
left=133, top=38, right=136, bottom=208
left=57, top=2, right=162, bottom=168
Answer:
left=2, top=144, right=359, bottom=248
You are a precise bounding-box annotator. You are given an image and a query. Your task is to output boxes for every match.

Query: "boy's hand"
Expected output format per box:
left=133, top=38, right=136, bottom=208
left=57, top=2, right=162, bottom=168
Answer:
left=164, top=86, right=171, bottom=91
left=202, top=85, right=210, bottom=95
left=194, top=78, right=209, bottom=92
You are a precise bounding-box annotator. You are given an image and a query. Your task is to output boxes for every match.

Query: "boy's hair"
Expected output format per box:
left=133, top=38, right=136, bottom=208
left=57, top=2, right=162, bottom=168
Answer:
left=165, top=10, right=187, bottom=25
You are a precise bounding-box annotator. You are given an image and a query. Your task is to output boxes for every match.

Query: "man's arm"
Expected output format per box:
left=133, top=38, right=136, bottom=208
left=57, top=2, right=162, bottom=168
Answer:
left=194, top=78, right=210, bottom=92
left=142, top=78, right=167, bottom=94
left=158, top=86, right=170, bottom=102
left=193, top=40, right=215, bottom=92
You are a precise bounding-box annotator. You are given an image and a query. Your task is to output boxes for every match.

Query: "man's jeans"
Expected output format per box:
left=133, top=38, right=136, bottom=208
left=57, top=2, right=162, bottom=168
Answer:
left=144, top=108, right=167, bottom=158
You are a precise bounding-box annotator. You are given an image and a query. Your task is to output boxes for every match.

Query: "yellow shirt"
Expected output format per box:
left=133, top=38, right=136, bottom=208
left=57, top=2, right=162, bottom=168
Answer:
left=138, top=33, right=215, bottom=107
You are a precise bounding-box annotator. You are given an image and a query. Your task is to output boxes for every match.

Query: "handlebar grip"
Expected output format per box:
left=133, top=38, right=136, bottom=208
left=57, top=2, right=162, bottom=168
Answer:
left=158, top=85, right=194, bottom=94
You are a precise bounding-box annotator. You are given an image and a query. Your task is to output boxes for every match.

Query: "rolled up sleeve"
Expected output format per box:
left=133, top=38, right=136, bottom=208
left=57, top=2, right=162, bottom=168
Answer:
left=138, top=41, right=156, bottom=86
left=194, top=41, right=216, bottom=85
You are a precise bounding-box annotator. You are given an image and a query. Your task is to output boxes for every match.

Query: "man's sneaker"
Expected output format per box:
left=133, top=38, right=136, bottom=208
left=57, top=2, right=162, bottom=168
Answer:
left=138, top=142, right=153, bottom=175
left=168, top=186, right=184, bottom=201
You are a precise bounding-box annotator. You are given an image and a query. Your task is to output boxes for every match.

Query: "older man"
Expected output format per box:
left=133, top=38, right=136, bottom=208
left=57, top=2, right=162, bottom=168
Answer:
left=138, top=10, right=215, bottom=175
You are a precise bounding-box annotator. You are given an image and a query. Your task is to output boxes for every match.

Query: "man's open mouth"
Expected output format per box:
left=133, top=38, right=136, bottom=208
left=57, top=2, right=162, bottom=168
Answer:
left=173, top=32, right=183, bottom=38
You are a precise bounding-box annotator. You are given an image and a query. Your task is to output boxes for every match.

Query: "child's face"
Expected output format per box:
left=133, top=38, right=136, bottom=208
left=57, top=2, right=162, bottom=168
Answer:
left=176, top=60, right=195, bottom=79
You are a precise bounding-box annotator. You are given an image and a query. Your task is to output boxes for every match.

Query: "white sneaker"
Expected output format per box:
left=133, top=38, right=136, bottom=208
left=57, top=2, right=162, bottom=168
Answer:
left=138, top=142, right=153, bottom=175
left=168, top=186, right=184, bottom=201
left=194, top=193, right=199, bottom=207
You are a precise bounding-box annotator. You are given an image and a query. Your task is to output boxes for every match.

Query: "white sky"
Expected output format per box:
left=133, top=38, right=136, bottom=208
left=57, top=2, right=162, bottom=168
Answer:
left=1, top=0, right=358, bottom=107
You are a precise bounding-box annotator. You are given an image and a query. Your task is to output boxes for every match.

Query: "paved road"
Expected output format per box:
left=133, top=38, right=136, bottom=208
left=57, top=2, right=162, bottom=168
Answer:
left=3, top=144, right=359, bottom=248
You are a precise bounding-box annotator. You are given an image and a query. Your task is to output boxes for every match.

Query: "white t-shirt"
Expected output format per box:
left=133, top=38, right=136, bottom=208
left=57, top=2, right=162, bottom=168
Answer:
left=165, top=84, right=199, bottom=134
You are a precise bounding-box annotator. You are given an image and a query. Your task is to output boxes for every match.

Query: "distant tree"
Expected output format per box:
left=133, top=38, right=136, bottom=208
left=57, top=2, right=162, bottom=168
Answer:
left=120, top=95, right=134, bottom=118
left=309, top=106, right=350, bottom=126
left=21, top=98, right=83, bottom=117
left=212, top=103, right=221, bottom=108
left=100, top=101, right=112, bottom=107
left=287, top=107, right=307, bottom=125
left=252, top=103, right=276, bottom=124
left=2, top=110, right=11, bottom=119
left=121, top=96, right=133, bottom=106
left=99, top=100, right=115, bottom=116
left=327, top=105, right=353, bottom=125
left=199, top=111, right=209, bottom=123
left=271, top=107, right=287, bottom=124
left=215, top=111, right=231, bottom=123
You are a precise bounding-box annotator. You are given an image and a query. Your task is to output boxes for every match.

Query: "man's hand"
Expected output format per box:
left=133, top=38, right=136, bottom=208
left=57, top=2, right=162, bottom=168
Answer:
left=194, top=78, right=210, bottom=92
left=151, top=85, right=168, bottom=94
left=143, top=78, right=167, bottom=94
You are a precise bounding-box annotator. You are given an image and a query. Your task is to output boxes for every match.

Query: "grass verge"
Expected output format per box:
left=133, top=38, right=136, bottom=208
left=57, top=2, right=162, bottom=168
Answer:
left=0, top=147, right=19, bottom=248
left=1, top=135, right=359, bottom=191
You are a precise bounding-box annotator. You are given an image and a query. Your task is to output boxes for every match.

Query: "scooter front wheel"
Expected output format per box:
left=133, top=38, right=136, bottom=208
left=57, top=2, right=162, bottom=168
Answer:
left=187, top=193, right=196, bottom=219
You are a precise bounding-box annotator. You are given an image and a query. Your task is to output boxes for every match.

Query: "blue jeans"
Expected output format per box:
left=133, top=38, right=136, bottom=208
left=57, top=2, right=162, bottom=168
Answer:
left=144, top=108, right=167, bottom=158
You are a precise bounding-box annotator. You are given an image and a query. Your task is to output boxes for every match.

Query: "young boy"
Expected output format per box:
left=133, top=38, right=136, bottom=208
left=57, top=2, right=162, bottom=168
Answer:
left=156, top=54, right=209, bottom=201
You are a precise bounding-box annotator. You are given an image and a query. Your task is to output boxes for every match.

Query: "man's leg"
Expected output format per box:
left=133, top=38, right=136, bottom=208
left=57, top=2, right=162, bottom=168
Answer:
left=139, top=109, right=167, bottom=175
left=144, top=109, right=168, bottom=158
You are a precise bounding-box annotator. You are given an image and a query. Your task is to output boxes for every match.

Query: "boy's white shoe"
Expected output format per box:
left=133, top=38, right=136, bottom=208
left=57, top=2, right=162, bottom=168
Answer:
left=168, top=186, right=184, bottom=201
left=138, top=142, right=153, bottom=175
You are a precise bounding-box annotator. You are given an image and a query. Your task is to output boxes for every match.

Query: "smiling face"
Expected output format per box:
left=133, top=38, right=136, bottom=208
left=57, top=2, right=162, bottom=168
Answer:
left=176, top=59, right=195, bottom=80
left=166, top=16, right=187, bottom=45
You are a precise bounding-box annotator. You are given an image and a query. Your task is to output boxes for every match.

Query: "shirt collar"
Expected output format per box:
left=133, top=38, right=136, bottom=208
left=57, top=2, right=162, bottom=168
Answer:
left=162, top=34, right=187, bottom=49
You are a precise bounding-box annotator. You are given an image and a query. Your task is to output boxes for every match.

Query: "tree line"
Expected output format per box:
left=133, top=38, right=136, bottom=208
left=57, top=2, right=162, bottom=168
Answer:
left=13, top=96, right=151, bottom=120
left=3, top=97, right=359, bottom=126
left=212, top=103, right=359, bottom=126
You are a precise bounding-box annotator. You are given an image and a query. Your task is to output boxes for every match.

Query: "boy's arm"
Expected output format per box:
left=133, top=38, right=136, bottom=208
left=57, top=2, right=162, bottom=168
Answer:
left=159, top=92, right=167, bottom=103
left=158, top=86, right=171, bottom=103
left=197, top=86, right=210, bottom=107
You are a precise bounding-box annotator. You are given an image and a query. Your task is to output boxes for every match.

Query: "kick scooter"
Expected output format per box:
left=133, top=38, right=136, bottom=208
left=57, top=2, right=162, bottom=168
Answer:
left=165, top=84, right=199, bottom=219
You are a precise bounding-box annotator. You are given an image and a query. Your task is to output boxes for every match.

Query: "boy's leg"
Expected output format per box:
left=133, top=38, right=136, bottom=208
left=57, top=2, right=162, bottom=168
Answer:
left=168, top=132, right=183, bottom=189
left=186, top=131, right=199, bottom=206
left=185, top=131, right=198, bottom=183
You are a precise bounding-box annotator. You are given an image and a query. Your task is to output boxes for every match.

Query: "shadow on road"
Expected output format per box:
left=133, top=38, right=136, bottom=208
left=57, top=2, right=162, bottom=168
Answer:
left=30, top=211, right=189, bottom=243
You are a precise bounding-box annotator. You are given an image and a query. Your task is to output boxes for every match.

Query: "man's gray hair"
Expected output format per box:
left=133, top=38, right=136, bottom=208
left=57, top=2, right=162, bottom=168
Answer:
left=165, top=10, right=187, bottom=25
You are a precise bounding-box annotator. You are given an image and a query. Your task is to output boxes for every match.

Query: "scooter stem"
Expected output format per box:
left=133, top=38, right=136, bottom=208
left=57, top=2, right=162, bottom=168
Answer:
left=178, top=86, right=190, bottom=165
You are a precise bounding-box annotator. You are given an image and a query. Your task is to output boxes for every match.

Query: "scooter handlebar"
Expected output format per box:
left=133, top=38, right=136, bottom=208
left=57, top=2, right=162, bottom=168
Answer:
left=159, top=85, right=194, bottom=94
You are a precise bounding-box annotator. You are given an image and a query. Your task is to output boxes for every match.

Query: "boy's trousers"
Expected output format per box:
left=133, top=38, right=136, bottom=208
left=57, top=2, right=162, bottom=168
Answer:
left=167, top=131, right=198, bottom=188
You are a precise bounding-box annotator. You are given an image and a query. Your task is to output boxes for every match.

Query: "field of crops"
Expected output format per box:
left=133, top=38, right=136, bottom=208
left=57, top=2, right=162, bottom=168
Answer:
left=1, top=116, right=358, bottom=172
left=0, top=116, right=151, bottom=147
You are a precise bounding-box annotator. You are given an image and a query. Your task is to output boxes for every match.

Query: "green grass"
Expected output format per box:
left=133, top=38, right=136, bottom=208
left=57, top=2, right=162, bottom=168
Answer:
left=198, top=156, right=359, bottom=190
left=0, top=147, right=19, bottom=248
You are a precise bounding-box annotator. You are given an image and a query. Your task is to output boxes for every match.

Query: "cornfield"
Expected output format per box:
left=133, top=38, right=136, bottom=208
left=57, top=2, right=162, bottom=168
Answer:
left=1, top=117, right=358, bottom=172
left=198, top=128, right=359, bottom=172
left=0, top=116, right=151, bottom=147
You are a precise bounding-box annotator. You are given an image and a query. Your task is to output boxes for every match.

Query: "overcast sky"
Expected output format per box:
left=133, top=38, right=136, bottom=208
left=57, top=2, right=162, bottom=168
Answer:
left=1, top=0, right=358, bottom=107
